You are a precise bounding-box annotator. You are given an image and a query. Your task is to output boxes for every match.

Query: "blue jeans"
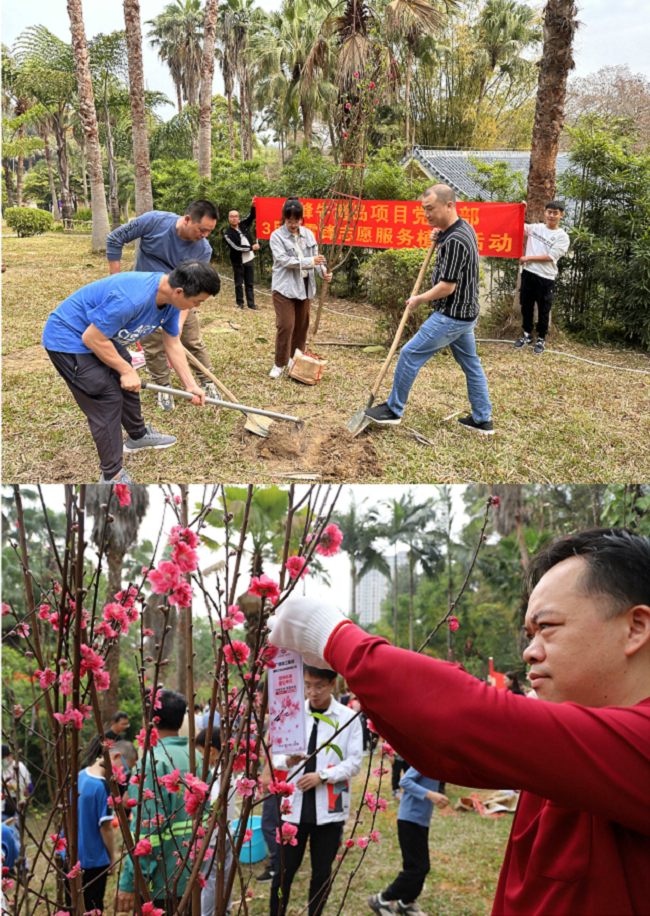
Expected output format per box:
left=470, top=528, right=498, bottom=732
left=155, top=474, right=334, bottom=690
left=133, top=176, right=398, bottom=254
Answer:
left=387, top=312, right=492, bottom=423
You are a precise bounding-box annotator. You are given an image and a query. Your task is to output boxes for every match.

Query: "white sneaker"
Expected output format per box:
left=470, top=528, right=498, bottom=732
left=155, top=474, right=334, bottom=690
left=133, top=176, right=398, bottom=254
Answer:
left=269, top=364, right=284, bottom=379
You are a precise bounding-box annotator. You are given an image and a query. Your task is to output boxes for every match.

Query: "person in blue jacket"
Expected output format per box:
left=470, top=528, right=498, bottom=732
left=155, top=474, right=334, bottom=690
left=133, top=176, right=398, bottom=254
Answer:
left=368, top=767, right=450, bottom=916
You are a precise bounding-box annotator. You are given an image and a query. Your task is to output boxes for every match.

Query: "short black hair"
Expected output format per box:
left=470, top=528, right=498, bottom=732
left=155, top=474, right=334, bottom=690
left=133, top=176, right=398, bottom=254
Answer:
left=524, top=528, right=650, bottom=620
left=545, top=200, right=565, bottom=212
left=153, top=688, right=187, bottom=731
left=228, top=209, right=239, bottom=216
left=282, top=198, right=303, bottom=220
left=304, top=665, right=337, bottom=682
left=110, top=711, right=129, bottom=723
left=112, top=739, right=137, bottom=764
left=168, top=259, right=221, bottom=298
left=423, top=183, right=456, bottom=205
left=194, top=703, right=202, bottom=712
left=185, top=199, right=218, bottom=222
left=1, top=744, right=11, bottom=759
left=196, top=727, right=221, bottom=751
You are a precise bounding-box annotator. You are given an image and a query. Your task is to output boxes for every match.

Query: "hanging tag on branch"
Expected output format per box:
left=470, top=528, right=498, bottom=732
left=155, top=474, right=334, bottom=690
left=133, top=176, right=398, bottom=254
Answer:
left=268, top=649, right=307, bottom=754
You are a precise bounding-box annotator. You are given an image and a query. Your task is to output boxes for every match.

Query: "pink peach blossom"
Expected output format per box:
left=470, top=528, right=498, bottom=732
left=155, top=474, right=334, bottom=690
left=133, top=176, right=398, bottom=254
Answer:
left=315, top=524, right=343, bottom=557
left=147, top=561, right=181, bottom=594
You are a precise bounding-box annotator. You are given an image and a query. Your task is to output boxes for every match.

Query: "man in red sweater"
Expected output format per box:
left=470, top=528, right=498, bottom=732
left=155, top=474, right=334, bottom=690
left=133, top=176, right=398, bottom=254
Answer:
left=267, top=529, right=650, bottom=916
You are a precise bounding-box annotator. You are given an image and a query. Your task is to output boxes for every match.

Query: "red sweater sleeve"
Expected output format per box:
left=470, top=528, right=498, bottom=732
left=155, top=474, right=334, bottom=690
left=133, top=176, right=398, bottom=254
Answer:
left=327, top=625, right=650, bottom=835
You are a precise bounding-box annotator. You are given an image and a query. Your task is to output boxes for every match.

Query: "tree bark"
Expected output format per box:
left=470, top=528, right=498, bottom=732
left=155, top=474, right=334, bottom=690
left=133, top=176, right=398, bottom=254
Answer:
left=405, top=43, right=413, bottom=148
left=301, top=99, right=312, bottom=149
left=16, top=124, right=24, bottom=207
left=526, top=0, right=578, bottom=222
left=226, top=85, right=235, bottom=160
left=408, top=555, right=414, bottom=652
left=54, top=114, right=74, bottom=221
left=43, top=136, right=60, bottom=220
left=124, top=0, right=154, bottom=216
left=246, top=69, right=253, bottom=159
left=67, top=0, right=110, bottom=251
left=239, top=77, right=247, bottom=160
left=350, top=558, right=357, bottom=618
left=198, top=0, right=219, bottom=178
left=103, top=94, right=121, bottom=230
left=78, top=131, right=89, bottom=208
left=3, top=159, right=14, bottom=208
left=393, top=552, right=398, bottom=647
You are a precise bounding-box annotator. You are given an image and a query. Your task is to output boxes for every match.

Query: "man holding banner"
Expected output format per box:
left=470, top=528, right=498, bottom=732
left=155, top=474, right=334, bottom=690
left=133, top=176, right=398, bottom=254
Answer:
left=364, top=184, right=494, bottom=436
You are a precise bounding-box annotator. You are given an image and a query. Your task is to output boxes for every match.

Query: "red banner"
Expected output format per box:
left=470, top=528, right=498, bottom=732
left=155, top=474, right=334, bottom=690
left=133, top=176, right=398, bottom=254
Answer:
left=255, top=197, right=525, bottom=259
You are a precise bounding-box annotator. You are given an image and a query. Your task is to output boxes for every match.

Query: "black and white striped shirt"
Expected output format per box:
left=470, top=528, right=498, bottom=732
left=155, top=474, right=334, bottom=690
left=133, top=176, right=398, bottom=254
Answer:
left=431, top=217, right=480, bottom=321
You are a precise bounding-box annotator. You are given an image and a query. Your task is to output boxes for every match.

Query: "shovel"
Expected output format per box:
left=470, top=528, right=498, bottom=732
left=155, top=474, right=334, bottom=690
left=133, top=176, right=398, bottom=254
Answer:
left=182, top=346, right=272, bottom=438
left=347, top=240, right=437, bottom=438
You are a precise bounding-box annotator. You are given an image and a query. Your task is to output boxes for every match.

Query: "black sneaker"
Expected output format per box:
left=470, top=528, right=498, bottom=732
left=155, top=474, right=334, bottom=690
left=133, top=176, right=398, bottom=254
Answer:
left=364, top=402, right=402, bottom=426
left=255, top=865, right=275, bottom=883
left=247, top=304, right=260, bottom=311
left=513, top=332, right=533, bottom=350
left=237, top=305, right=245, bottom=310
left=533, top=337, right=546, bottom=355
left=458, top=415, right=494, bottom=436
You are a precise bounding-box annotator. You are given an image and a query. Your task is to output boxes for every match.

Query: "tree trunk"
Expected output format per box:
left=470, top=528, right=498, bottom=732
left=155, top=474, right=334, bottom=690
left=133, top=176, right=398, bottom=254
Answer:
left=301, top=99, right=312, bottom=149
left=393, top=552, right=398, bottom=647
left=54, top=117, right=74, bottom=221
left=408, top=555, right=414, bottom=652
left=102, top=547, right=125, bottom=719
left=327, top=114, right=338, bottom=164
left=404, top=43, right=413, bottom=148
left=515, top=510, right=530, bottom=568
left=3, top=159, right=14, bottom=208
left=198, top=0, right=219, bottom=179
left=526, top=0, right=578, bottom=222
left=246, top=69, right=253, bottom=159
left=350, top=558, right=357, bottom=618
left=175, top=79, right=183, bottom=113
left=16, top=127, right=24, bottom=207
left=124, top=0, right=154, bottom=216
left=226, top=88, right=235, bottom=160
left=239, top=79, right=247, bottom=160
left=78, top=132, right=89, bottom=208
left=67, top=0, right=110, bottom=251
left=123, top=198, right=130, bottom=222
left=103, top=95, right=121, bottom=231
left=41, top=135, right=61, bottom=220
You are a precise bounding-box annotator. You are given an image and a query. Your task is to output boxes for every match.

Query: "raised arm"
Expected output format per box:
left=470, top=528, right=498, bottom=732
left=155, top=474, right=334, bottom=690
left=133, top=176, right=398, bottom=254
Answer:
left=106, top=213, right=154, bottom=273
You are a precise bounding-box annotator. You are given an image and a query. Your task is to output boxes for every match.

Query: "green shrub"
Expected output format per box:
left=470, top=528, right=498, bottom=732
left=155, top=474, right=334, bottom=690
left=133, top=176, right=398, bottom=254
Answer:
left=360, top=247, right=435, bottom=342
left=4, top=207, right=54, bottom=237
left=75, top=207, right=93, bottom=221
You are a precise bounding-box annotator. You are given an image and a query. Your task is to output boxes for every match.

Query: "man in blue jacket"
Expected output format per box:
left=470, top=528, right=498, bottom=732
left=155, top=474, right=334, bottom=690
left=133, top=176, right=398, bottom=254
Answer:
left=368, top=767, right=450, bottom=916
left=106, top=200, right=219, bottom=411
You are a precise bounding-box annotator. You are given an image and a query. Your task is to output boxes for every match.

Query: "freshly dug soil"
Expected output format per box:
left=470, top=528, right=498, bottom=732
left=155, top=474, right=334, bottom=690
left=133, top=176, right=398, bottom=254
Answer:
left=239, top=419, right=382, bottom=480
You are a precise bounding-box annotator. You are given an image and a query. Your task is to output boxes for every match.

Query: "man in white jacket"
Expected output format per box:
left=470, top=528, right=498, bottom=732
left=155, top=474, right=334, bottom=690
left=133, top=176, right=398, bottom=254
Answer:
left=269, top=665, right=363, bottom=916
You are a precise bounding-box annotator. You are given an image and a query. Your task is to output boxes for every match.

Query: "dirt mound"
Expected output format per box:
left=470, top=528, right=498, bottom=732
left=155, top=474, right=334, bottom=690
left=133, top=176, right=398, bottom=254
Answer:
left=241, top=419, right=382, bottom=480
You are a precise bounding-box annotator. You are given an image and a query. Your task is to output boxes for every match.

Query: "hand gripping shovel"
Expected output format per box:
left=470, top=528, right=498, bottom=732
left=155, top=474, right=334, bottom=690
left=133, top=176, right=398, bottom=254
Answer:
left=182, top=346, right=272, bottom=438
left=347, top=240, right=437, bottom=438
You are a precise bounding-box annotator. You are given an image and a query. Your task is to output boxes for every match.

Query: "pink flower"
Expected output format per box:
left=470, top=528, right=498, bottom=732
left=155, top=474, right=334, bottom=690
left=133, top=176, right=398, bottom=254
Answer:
left=59, top=671, right=74, bottom=696
left=174, top=495, right=182, bottom=505
left=315, top=523, right=343, bottom=557
left=286, top=556, right=309, bottom=580
left=242, top=828, right=253, bottom=844
left=114, top=484, right=131, bottom=508
left=143, top=789, right=155, bottom=800
left=222, top=605, right=245, bottom=630
left=142, top=904, right=164, bottom=916
left=80, top=645, right=104, bottom=677
left=2, top=603, right=12, bottom=617
left=53, top=703, right=91, bottom=729
left=369, top=829, right=380, bottom=843
left=35, top=668, right=57, bottom=689
left=369, top=81, right=375, bottom=89
left=102, top=603, right=129, bottom=635
left=112, top=765, right=127, bottom=784
left=133, top=838, right=152, bottom=856
left=268, top=779, right=295, bottom=797
left=37, top=604, right=51, bottom=620
left=354, top=71, right=359, bottom=77
left=66, top=862, right=81, bottom=880
left=147, top=561, right=181, bottom=595
left=357, top=836, right=369, bottom=848
left=49, top=834, right=67, bottom=853
left=15, top=623, right=30, bottom=638
left=345, top=102, right=351, bottom=110
left=342, top=131, right=348, bottom=138
left=137, top=727, right=159, bottom=749
left=248, top=575, right=280, bottom=604
left=126, top=798, right=138, bottom=808
left=224, top=641, right=250, bottom=665
left=171, top=541, right=199, bottom=573
left=95, top=670, right=110, bottom=691
left=95, top=621, right=118, bottom=639
left=276, top=823, right=299, bottom=846
left=168, top=580, right=193, bottom=608
left=258, top=645, right=279, bottom=669
left=381, top=742, right=395, bottom=757
left=345, top=838, right=354, bottom=848
left=159, top=768, right=182, bottom=794
left=280, top=799, right=293, bottom=816
left=235, top=777, right=257, bottom=798
left=168, top=525, right=199, bottom=549
left=491, top=496, right=500, bottom=507
left=183, top=774, right=209, bottom=815
left=448, top=616, right=459, bottom=631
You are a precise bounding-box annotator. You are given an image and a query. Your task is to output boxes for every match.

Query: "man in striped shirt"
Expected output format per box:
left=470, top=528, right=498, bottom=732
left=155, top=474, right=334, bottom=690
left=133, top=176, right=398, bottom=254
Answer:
left=365, top=184, right=493, bottom=435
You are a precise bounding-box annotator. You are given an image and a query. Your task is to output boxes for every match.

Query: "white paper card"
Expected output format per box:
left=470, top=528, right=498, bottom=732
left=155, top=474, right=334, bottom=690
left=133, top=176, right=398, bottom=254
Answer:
left=268, top=649, right=307, bottom=754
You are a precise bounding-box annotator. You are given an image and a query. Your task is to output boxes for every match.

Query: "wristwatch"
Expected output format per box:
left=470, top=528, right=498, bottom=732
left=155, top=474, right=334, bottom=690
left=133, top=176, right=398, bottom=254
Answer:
left=318, top=769, right=328, bottom=784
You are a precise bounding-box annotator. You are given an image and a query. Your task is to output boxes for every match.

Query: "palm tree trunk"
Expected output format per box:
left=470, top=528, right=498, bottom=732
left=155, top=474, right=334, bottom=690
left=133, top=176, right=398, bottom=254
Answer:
left=393, top=552, right=398, bottom=647
left=175, top=79, right=183, bottom=113
left=55, top=112, right=74, bottom=221
left=526, top=0, right=578, bottom=222
left=239, top=75, right=247, bottom=160
left=78, top=132, right=89, bottom=208
left=246, top=69, right=253, bottom=159
left=3, top=159, right=14, bottom=208
left=198, top=0, right=219, bottom=179
left=124, top=0, right=154, bottom=216
left=103, top=95, right=121, bottom=231
left=226, top=88, right=235, bottom=160
left=67, top=0, right=110, bottom=251
left=350, top=558, right=357, bottom=618
left=327, top=113, right=338, bottom=165
left=16, top=125, right=25, bottom=207
left=300, top=99, right=312, bottom=149
left=42, top=135, right=61, bottom=221
left=409, top=555, right=415, bottom=652
left=405, top=43, right=413, bottom=148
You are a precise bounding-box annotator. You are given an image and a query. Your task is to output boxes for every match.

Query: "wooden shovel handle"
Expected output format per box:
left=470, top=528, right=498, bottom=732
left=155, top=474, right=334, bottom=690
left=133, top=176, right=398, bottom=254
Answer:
left=370, top=240, right=437, bottom=400
left=183, top=346, right=238, bottom=404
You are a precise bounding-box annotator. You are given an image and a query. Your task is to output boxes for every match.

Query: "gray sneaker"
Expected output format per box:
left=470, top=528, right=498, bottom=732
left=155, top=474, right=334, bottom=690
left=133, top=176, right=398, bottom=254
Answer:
left=157, top=390, right=174, bottom=411
left=124, top=424, right=177, bottom=452
left=204, top=382, right=219, bottom=402
left=98, top=468, right=134, bottom=485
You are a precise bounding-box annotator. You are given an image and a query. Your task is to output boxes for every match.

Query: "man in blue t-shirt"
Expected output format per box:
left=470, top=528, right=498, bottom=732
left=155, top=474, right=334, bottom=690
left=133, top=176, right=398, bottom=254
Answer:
left=43, top=259, right=221, bottom=484
left=106, top=199, right=219, bottom=411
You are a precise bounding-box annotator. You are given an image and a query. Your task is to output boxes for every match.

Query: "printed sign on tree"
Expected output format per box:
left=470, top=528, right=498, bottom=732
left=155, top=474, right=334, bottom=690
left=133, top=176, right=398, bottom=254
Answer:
left=268, top=648, right=307, bottom=754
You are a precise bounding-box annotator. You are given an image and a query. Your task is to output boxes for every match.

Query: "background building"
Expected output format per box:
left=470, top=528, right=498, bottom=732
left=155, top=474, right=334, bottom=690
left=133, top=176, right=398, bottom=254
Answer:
left=354, top=551, right=409, bottom=626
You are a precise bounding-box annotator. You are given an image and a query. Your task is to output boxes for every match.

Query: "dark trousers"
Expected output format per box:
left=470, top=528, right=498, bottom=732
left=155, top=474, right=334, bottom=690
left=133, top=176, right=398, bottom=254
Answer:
left=233, top=260, right=256, bottom=309
left=392, top=758, right=409, bottom=793
left=270, top=821, right=341, bottom=916
left=65, top=864, right=108, bottom=914
left=47, top=346, right=146, bottom=478
left=520, top=269, right=555, bottom=338
left=261, top=793, right=280, bottom=872
left=272, top=284, right=310, bottom=367
left=384, top=820, right=430, bottom=905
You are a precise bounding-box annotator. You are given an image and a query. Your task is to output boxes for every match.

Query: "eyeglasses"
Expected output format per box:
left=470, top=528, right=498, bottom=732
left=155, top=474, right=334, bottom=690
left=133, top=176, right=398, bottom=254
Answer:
left=304, top=685, right=329, bottom=695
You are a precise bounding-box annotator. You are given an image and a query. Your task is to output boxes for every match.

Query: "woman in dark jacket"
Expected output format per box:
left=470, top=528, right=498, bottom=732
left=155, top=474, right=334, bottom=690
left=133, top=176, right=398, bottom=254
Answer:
left=224, top=203, right=259, bottom=310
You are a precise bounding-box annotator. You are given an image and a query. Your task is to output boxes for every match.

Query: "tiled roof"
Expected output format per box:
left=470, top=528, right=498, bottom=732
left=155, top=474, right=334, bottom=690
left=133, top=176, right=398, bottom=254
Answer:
left=401, top=147, right=572, bottom=200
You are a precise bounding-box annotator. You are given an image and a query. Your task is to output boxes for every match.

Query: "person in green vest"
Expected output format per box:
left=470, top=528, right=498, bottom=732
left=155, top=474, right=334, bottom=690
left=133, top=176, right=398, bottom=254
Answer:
left=116, top=688, right=201, bottom=910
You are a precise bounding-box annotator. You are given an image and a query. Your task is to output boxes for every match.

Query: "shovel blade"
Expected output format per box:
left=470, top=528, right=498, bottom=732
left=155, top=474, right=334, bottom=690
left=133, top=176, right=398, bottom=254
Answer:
left=244, top=414, right=273, bottom=438
left=350, top=416, right=372, bottom=439
left=347, top=408, right=369, bottom=436
left=292, top=419, right=308, bottom=453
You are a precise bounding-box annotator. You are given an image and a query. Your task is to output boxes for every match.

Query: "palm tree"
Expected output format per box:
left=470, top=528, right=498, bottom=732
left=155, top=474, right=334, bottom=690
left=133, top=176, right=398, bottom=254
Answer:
left=404, top=529, right=442, bottom=651
left=72, top=122, right=89, bottom=209
left=221, top=0, right=260, bottom=160
left=215, top=17, right=237, bottom=159
left=123, top=0, right=155, bottom=216
left=147, top=0, right=204, bottom=109
left=67, top=0, right=111, bottom=251
left=86, top=485, right=150, bottom=718
left=526, top=0, right=578, bottom=222
left=332, top=496, right=390, bottom=620
left=198, top=0, right=219, bottom=177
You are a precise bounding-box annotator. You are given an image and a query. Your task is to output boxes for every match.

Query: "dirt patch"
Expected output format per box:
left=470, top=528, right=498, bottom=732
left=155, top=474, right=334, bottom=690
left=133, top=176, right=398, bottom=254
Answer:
left=3, top=345, right=53, bottom=373
left=239, top=419, right=382, bottom=480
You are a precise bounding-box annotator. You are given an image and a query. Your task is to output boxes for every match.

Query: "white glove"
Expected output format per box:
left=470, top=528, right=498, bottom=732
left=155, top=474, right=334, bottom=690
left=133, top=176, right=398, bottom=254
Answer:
left=267, top=596, right=347, bottom=669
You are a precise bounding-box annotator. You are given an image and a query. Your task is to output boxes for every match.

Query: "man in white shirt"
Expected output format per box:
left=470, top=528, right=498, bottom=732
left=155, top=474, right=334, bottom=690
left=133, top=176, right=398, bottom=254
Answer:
left=269, top=665, right=363, bottom=916
left=514, top=201, right=570, bottom=356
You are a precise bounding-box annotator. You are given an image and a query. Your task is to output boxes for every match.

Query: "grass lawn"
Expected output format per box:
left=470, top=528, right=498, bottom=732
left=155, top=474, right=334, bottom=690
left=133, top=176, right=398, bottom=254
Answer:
left=3, top=231, right=649, bottom=483
left=24, top=773, right=511, bottom=916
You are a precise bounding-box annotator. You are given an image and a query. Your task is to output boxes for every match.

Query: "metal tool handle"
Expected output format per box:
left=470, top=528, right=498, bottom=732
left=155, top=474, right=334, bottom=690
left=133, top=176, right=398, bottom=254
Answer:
left=140, top=381, right=300, bottom=423
left=367, top=241, right=437, bottom=405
